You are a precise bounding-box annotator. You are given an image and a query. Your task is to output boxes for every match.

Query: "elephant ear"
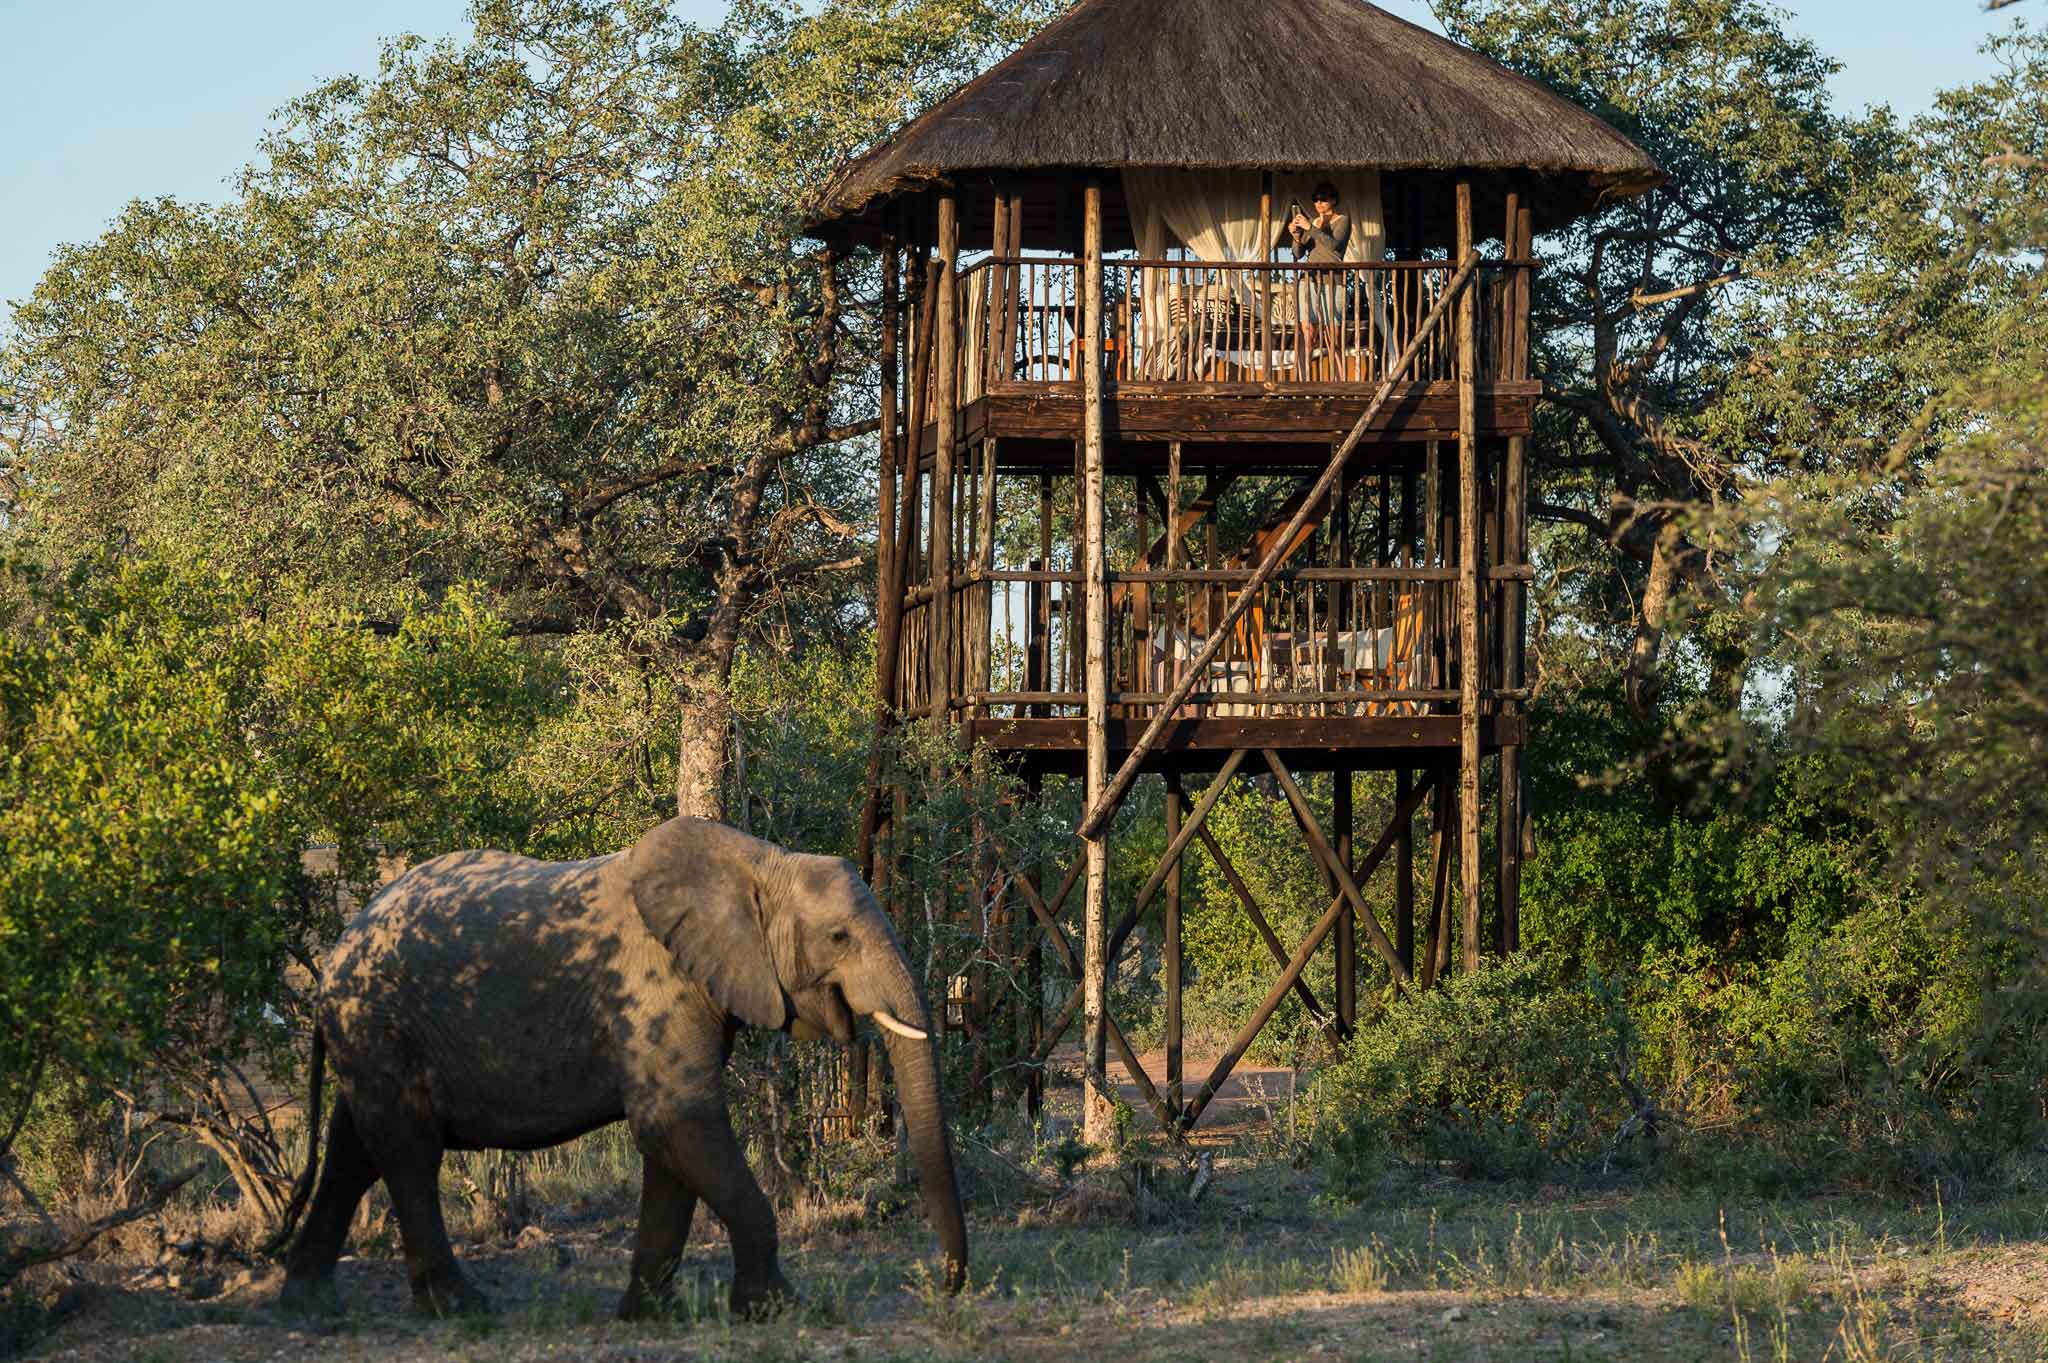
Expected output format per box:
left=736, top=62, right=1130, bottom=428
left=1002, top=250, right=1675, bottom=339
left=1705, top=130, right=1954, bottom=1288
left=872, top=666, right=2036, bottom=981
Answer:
left=627, top=818, right=788, bottom=1030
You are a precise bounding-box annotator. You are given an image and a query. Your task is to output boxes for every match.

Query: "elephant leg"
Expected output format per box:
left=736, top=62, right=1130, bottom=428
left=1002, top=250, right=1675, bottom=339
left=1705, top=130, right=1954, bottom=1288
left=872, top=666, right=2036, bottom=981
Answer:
left=354, top=1119, right=485, bottom=1316
left=617, top=1156, right=699, bottom=1320
left=643, top=1112, right=792, bottom=1317
left=279, top=1099, right=379, bottom=1316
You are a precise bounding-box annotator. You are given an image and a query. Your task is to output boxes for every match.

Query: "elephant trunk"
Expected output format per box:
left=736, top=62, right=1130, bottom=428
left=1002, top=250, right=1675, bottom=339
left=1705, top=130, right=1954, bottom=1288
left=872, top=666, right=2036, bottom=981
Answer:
left=871, top=966, right=967, bottom=1291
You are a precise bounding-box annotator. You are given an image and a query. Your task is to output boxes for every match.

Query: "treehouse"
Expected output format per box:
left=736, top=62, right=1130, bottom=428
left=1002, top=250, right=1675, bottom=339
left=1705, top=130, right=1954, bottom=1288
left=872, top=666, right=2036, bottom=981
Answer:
left=809, top=0, right=1661, bottom=1135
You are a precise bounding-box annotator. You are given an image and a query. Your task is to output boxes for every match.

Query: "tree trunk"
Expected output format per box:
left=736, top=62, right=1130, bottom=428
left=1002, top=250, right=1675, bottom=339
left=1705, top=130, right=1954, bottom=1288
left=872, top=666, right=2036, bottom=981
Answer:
left=1625, top=520, right=1682, bottom=717
left=675, top=660, right=731, bottom=821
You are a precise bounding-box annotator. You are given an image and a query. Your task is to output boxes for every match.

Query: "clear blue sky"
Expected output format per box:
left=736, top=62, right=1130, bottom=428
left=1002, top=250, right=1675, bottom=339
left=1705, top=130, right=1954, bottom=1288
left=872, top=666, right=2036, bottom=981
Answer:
left=0, top=0, right=2017, bottom=330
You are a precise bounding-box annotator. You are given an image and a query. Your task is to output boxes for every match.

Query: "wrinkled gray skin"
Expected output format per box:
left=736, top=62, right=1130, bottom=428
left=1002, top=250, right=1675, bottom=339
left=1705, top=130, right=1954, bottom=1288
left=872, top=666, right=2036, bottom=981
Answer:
left=278, top=817, right=965, bottom=1319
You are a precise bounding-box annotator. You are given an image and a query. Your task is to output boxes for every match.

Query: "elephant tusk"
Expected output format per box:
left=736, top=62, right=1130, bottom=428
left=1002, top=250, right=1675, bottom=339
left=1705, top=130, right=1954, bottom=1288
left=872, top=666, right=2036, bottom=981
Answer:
left=871, top=1010, right=928, bottom=1042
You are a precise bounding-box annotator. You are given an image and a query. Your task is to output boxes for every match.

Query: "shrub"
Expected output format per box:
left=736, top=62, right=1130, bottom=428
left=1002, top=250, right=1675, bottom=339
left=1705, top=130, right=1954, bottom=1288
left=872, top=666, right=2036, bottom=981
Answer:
left=1310, top=954, right=1631, bottom=1193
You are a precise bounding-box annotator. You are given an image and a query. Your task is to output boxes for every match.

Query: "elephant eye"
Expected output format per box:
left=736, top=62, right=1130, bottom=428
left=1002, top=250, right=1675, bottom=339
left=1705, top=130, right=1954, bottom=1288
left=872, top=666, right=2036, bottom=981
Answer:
left=830, top=928, right=851, bottom=945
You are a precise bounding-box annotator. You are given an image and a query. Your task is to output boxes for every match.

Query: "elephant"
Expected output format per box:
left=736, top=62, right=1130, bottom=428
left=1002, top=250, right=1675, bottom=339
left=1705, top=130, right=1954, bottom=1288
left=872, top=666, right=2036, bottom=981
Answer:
left=275, top=816, right=966, bottom=1319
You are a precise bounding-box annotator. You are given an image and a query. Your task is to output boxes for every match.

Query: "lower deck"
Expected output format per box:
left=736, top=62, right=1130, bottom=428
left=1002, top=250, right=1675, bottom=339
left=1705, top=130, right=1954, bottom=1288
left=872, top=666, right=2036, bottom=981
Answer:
left=965, top=713, right=1526, bottom=776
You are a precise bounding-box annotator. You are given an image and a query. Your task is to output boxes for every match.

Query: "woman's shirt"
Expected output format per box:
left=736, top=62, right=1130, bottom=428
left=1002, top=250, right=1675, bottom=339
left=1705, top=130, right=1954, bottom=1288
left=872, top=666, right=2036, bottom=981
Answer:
left=1291, top=212, right=1352, bottom=264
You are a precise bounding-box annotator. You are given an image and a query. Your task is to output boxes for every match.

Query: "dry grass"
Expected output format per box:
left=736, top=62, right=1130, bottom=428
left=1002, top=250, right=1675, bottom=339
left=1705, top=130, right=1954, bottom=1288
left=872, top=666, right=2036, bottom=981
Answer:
left=8, top=1119, right=2048, bottom=1363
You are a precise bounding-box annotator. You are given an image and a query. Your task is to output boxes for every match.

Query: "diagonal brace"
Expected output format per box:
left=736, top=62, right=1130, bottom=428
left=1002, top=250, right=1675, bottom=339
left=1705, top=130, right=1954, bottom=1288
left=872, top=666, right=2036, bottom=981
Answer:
left=1262, top=749, right=1412, bottom=987
left=1182, top=771, right=1434, bottom=1128
left=994, top=844, right=1175, bottom=1131
left=1192, top=822, right=1331, bottom=1026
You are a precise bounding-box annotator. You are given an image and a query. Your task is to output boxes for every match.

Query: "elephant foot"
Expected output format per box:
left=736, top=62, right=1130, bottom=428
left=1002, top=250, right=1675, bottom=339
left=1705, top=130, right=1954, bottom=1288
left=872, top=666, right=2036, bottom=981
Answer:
left=410, top=1268, right=491, bottom=1319
left=730, top=1271, right=799, bottom=1320
left=277, top=1274, right=344, bottom=1319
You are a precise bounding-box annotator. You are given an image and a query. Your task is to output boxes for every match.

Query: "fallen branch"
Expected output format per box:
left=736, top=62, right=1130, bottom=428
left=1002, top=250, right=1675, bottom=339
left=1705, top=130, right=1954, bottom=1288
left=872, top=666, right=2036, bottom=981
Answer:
left=0, top=1165, right=204, bottom=1291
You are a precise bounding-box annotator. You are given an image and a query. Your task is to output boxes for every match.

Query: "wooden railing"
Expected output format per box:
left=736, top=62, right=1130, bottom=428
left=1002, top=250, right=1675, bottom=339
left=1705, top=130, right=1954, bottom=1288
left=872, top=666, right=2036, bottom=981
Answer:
left=897, top=562, right=1532, bottom=724
left=947, top=257, right=1526, bottom=401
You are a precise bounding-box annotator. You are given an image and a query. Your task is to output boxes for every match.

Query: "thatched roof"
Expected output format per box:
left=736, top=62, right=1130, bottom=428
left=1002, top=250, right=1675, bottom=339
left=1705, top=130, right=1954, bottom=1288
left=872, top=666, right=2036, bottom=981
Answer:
left=808, top=0, right=1660, bottom=243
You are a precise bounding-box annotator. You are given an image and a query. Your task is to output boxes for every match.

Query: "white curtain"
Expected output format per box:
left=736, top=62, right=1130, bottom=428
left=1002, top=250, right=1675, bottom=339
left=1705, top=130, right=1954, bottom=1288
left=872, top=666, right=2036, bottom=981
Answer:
left=1123, top=168, right=1270, bottom=365
left=962, top=269, right=987, bottom=401
left=1123, top=168, right=1389, bottom=363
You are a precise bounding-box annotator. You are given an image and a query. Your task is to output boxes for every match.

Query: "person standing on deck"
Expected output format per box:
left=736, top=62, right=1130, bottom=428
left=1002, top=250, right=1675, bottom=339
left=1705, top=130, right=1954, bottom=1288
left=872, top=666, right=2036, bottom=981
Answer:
left=1287, top=181, right=1350, bottom=378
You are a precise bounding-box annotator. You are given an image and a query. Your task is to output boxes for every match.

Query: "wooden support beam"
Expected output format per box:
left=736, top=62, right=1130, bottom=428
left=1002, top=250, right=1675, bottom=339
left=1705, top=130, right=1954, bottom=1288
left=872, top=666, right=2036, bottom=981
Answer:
left=1454, top=179, right=1483, bottom=976
left=1261, top=748, right=1415, bottom=988
left=1080, top=179, right=1113, bottom=1148
left=1499, top=197, right=1532, bottom=957
left=1109, top=749, right=1249, bottom=960
left=860, top=252, right=935, bottom=874
left=1080, top=253, right=1481, bottom=838
left=1396, top=766, right=1415, bottom=977
left=1421, top=765, right=1454, bottom=990
left=857, top=243, right=902, bottom=886
left=1335, top=765, right=1356, bottom=1029
left=931, top=196, right=961, bottom=724
left=1184, top=770, right=1433, bottom=1127
left=1192, top=822, right=1331, bottom=1024
left=1164, top=776, right=1184, bottom=1113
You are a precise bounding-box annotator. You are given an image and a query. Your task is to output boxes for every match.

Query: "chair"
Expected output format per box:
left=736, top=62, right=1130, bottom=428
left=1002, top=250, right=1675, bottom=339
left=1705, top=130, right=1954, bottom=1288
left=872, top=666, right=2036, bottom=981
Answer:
left=1363, top=592, right=1423, bottom=716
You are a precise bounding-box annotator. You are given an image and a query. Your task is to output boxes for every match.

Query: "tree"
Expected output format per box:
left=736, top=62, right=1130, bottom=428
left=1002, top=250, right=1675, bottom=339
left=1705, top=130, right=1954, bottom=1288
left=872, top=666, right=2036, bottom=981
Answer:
left=2, top=0, right=1048, bottom=820
left=1437, top=0, right=1894, bottom=714
left=0, top=553, right=554, bottom=1226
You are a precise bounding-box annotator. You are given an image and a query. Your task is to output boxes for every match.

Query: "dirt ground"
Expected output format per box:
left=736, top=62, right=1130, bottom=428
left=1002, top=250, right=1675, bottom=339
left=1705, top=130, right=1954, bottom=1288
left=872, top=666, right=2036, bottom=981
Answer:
left=12, top=1057, right=2048, bottom=1362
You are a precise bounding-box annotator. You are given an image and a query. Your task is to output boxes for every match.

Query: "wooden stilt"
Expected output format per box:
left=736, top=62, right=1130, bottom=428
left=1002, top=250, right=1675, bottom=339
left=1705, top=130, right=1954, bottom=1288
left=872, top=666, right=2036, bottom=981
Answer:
left=1422, top=764, right=1451, bottom=991
left=931, top=195, right=960, bottom=729
left=1396, top=766, right=1415, bottom=979
left=1164, top=774, right=1184, bottom=1115
left=1024, top=771, right=1045, bottom=1120
left=1454, top=179, right=1483, bottom=976
left=1334, top=764, right=1356, bottom=1031
left=1079, top=180, right=1114, bottom=1149
left=1499, top=197, right=1532, bottom=957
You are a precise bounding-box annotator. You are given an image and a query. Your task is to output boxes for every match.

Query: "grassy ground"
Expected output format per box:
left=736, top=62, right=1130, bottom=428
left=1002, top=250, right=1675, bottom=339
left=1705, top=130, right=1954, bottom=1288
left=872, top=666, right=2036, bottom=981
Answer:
left=12, top=1109, right=2048, bottom=1363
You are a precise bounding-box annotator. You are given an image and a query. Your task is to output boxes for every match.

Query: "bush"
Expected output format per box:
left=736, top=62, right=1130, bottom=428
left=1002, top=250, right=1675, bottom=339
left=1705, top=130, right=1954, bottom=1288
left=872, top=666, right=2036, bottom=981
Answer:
left=0, top=552, right=563, bottom=1211
left=1310, top=955, right=1632, bottom=1193
left=1630, top=889, right=2048, bottom=1195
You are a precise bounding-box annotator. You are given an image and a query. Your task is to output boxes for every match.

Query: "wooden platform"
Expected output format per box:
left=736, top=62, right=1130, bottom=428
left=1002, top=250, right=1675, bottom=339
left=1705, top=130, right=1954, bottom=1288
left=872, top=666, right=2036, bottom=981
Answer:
left=963, top=714, right=1527, bottom=775
left=914, top=380, right=1539, bottom=468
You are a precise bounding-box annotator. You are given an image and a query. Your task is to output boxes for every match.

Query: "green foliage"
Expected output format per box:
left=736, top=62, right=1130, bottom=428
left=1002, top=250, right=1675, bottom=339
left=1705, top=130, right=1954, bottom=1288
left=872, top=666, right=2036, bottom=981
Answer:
left=1520, top=680, right=1864, bottom=972
left=0, top=552, right=559, bottom=1168
left=1312, top=956, right=1630, bottom=1191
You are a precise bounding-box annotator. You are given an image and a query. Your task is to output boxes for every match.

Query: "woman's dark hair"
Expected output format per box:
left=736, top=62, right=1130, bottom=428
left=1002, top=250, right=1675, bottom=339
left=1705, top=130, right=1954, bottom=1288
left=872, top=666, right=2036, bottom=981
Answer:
left=1312, top=181, right=1339, bottom=204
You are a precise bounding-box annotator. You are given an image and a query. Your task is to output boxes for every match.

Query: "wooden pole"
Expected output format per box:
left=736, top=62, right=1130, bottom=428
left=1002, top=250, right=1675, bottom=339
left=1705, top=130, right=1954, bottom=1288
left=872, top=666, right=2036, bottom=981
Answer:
left=930, top=195, right=961, bottom=730
left=1396, top=766, right=1414, bottom=978
left=1080, top=180, right=1114, bottom=1149
left=849, top=240, right=902, bottom=1132
left=1164, top=774, right=1184, bottom=1116
left=858, top=245, right=903, bottom=883
left=1334, top=764, right=1355, bottom=1030
left=1455, top=180, right=1483, bottom=976
left=1501, top=199, right=1534, bottom=955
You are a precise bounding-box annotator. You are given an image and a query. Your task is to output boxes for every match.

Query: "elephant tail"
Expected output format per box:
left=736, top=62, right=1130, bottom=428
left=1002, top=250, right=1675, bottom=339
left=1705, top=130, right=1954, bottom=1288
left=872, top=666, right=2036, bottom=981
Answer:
left=263, top=1023, right=325, bottom=1257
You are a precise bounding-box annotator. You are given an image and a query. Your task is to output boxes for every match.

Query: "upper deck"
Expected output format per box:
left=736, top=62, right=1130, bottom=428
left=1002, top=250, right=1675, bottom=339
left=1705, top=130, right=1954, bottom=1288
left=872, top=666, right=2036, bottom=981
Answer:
left=911, top=254, right=1533, bottom=464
